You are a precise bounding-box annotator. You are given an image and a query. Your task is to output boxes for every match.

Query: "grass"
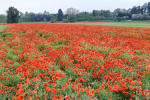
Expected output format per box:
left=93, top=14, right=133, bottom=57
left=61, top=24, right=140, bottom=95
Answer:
left=0, top=25, right=7, bottom=30
left=17, top=20, right=150, bottom=28
left=74, top=21, right=150, bottom=28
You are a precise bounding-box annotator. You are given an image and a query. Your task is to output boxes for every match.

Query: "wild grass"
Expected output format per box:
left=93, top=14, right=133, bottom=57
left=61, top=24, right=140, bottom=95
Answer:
left=74, top=21, right=150, bottom=28
left=0, top=25, right=7, bottom=30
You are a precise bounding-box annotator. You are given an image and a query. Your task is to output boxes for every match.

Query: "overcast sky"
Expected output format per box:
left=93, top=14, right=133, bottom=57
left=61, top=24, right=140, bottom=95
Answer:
left=0, top=0, right=150, bottom=14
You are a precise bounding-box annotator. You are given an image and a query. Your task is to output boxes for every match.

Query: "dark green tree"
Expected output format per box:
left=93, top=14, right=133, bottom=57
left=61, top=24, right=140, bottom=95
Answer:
left=131, top=6, right=137, bottom=14
left=58, top=9, right=63, bottom=21
left=50, top=15, right=57, bottom=23
left=92, top=10, right=96, bottom=16
left=34, top=13, right=44, bottom=22
left=148, top=2, right=150, bottom=15
left=19, top=12, right=24, bottom=17
left=66, top=7, right=78, bottom=22
left=43, top=11, right=50, bottom=21
left=6, top=7, right=20, bottom=23
left=68, top=14, right=76, bottom=22
left=137, top=6, right=141, bottom=14
left=143, top=3, right=147, bottom=15
left=140, top=6, right=144, bottom=14
left=104, top=10, right=110, bottom=18
left=27, top=13, right=35, bottom=22
left=25, top=12, right=28, bottom=16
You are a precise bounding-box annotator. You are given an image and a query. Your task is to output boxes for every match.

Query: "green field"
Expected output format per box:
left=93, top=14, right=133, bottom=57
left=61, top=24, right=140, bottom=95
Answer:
left=1, top=21, right=150, bottom=29
left=0, top=25, right=7, bottom=30
left=72, top=21, right=150, bottom=28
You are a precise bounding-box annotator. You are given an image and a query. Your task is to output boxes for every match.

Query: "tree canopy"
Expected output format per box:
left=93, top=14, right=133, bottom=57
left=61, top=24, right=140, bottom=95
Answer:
left=6, top=7, right=20, bottom=23
left=58, top=9, right=63, bottom=21
left=2, top=1, right=150, bottom=23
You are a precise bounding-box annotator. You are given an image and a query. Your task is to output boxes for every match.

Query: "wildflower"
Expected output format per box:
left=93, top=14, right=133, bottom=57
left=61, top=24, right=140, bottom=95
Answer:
left=52, top=82, right=56, bottom=87
left=46, top=87, right=50, bottom=92
left=36, top=95, right=40, bottom=98
left=45, top=94, right=48, bottom=98
left=131, top=94, right=135, bottom=97
left=43, top=82, right=48, bottom=87
left=18, top=95, right=24, bottom=100
left=78, top=83, right=82, bottom=88
left=49, top=80, right=52, bottom=84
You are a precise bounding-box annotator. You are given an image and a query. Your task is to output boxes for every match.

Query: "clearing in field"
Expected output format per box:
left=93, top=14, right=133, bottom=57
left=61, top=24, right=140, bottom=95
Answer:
left=0, top=25, right=7, bottom=30
left=0, top=23, right=150, bottom=100
left=74, top=21, right=150, bottom=28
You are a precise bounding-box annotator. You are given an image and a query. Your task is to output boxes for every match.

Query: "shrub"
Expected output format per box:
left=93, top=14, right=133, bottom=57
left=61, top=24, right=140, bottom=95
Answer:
left=62, top=19, right=68, bottom=23
left=116, top=17, right=123, bottom=22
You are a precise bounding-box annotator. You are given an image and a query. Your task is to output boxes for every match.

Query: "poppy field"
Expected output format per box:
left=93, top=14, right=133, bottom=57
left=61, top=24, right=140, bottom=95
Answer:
left=1, top=23, right=150, bottom=100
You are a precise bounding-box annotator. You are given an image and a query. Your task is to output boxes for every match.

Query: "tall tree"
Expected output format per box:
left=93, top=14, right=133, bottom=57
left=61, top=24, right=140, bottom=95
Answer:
left=58, top=9, right=63, bottom=21
left=19, top=12, right=24, bottom=17
left=92, top=10, right=96, bottom=16
left=25, top=12, right=28, bottom=16
left=147, top=2, right=150, bottom=15
left=65, top=7, right=78, bottom=22
left=140, top=6, right=144, bottom=14
left=6, top=7, right=20, bottom=23
left=104, top=10, right=110, bottom=18
left=50, top=15, right=57, bottom=23
left=137, top=6, right=141, bottom=14
left=43, top=11, right=50, bottom=21
left=34, top=13, right=44, bottom=22
left=143, top=3, right=148, bottom=15
left=131, top=6, right=138, bottom=14
left=68, top=14, right=76, bottom=22
left=65, top=7, right=78, bottom=15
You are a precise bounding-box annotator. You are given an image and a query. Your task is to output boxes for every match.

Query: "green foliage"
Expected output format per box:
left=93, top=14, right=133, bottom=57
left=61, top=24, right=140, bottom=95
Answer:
left=62, top=19, right=68, bottom=23
left=3, top=73, right=22, bottom=87
left=34, top=30, right=39, bottom=33
left=115, top=17, right=123, bottom=22
left=0, top=31, right=14, bottom=41
left=99, top=48, right=113, bottom=54
left=92, top=10, right=96, bottom=16
left=10, top=62, right=20, bottom=70
left=146, top=37, right=150, bottom=40
left=50, top=15, right=58, bottom=23
left=43, top=33, right=52, bottom=38
left=108, top=31, right=119, bottom=36
left=6, top=7, right=20, bottom=23
left=120, top=54, right=130, bottom=59
left=0, top=15, right=7, bottom=23
left=131, top=33, right=135, bottom=36
left=34, top=13, right=44, bottom=22
left=135, top=51, right=144, bottom=55
left=68, top=15, right=76, bottom=22
left=97, top=36, right=104, bottom=39
left=38, top=32, right=43, bottom=37
left=2, top=33, right=6, bottom=37
left=51, top=40, right=67, bottom=46
left=37, top=44, right=46, bottom=51
left=4, top=49, right=20, bottom=61
left=58, top=9, right=63, bottom=21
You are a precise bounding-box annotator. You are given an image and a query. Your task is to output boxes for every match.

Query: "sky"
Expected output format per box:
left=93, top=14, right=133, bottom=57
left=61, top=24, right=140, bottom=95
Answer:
left=0, top=0, right=150, bottom=14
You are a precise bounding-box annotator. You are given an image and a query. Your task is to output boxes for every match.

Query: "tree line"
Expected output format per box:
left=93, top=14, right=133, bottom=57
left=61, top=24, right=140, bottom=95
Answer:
left=1, top=1, right=150, bottom=23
